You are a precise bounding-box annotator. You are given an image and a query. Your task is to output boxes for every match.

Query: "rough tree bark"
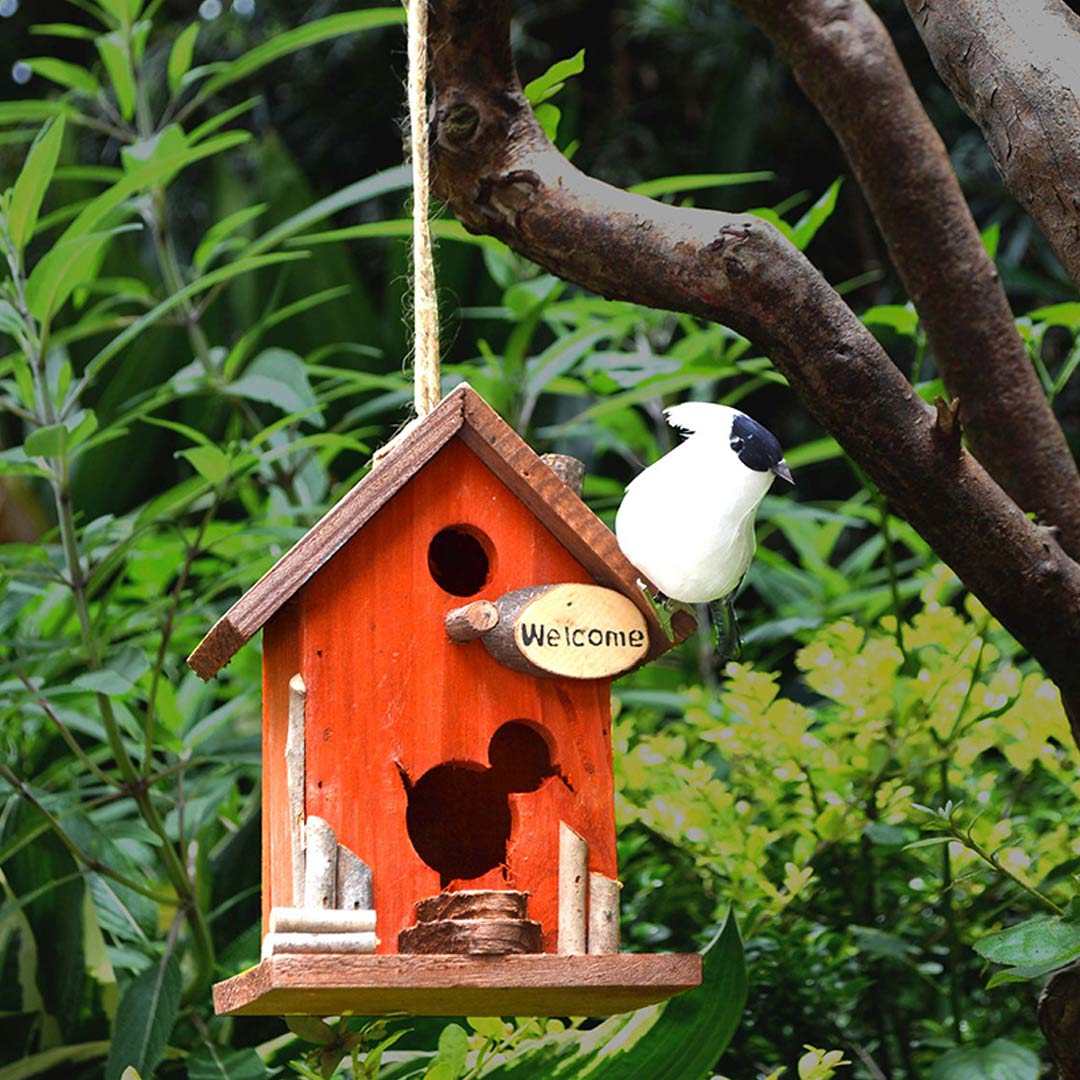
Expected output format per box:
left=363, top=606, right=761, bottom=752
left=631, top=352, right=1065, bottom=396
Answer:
left=905, top=0, right=1080, bottom=291
left=425, top=0, right=1080, bottom=746
left=732, top=0, right=1080, bottom=561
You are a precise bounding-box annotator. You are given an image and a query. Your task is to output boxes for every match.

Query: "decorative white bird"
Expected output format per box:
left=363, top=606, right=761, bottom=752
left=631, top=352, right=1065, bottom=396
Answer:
left=615, top=402, right=793, bottom=655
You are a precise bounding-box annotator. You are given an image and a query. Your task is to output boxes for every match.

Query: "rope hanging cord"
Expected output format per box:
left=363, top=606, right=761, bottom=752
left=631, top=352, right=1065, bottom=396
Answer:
left=407, top=0, right=441, bottom=416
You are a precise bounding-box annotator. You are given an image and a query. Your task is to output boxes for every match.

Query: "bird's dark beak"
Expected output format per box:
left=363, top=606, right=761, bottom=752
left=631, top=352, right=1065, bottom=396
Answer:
left=773, top=459, right=794, bottom=485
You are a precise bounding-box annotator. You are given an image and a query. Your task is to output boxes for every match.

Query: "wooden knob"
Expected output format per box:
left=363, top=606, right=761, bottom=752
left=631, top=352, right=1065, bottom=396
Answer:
left=540, top=453, right=585, bottom=496
left=445, top=600, right=500, bottom=642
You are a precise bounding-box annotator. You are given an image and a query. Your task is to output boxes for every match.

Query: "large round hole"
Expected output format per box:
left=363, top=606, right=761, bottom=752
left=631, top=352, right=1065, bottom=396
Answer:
left=428, top=525, right=492, bottom=596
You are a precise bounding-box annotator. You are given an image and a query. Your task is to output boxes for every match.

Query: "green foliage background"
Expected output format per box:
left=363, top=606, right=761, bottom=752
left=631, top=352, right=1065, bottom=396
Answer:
left=0, top=2, right=1078, bottom=1079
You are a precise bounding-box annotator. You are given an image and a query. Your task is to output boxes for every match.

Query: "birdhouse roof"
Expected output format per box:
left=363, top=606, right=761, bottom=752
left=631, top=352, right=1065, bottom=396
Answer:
left=187, top=383, right=692, bottom=679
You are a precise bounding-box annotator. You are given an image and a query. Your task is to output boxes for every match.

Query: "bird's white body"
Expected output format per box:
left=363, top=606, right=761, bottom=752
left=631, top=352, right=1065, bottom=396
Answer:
left=615, top=403, right=784, bottom=604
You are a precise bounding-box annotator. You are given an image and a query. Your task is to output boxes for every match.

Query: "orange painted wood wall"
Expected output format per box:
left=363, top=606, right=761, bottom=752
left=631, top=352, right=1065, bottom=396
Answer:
left=261, top=436, right=618, bottom=954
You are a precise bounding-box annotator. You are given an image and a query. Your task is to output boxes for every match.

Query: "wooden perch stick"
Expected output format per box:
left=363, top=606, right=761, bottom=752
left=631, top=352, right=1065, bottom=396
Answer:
left=588, top=873, right=621, bottom=955
left=558, top=822, right=588, bottom=955
left=303, top=817, right=337, bottom=909
left=261, top=931, right=377, bottom=959
left=445, top=600, right=499, bottom=642
left=336, top=845, right=373, bottom=911
left=268, top=907, right=376, bottom=934
left=286, top=674, right=306, bottom=906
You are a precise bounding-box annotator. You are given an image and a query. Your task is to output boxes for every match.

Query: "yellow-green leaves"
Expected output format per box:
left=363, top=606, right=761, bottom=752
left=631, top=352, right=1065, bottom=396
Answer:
left=96, top=32, right=137, bottom=121
left=8, top=116, right=65, bottom=255
left=24, top=57, right=101, bottom=98
left=167, top=23, right=199, bottom=97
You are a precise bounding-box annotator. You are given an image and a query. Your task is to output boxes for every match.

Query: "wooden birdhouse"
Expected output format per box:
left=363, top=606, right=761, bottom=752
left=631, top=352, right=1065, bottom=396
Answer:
left=189, top=383, right=701, bottom=1016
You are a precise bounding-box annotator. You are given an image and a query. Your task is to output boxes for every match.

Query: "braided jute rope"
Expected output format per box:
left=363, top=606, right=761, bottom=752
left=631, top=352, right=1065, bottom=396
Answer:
left=407, top=0, right=441, bottom=416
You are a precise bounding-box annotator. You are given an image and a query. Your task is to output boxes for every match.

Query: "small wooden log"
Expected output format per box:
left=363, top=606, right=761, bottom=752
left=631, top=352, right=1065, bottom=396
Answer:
left=587, top=873, right=621, bottom=954
left=444, top=600, right=499, bottom=643
left=558, top=822, right=588, bottom=955
left=336, top=844, right=373, bottom=911
left=480, top=583, right=650, bottom=679
left=415, top=890, right=528, bottom=923
left=286, top=674, right=306, bottom=906
left=303, top=817, right=337, bottom=909
left=268, top=907, right=376, bottom=935
left=262, top=931, right=377, bottom=959
left=398, top=918, right=543, bottom=955
left=540, top=453, right=585, bottom=497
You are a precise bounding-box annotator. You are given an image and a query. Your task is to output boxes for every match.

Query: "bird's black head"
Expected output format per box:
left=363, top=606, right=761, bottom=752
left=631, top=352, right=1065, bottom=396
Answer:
left=730, top=413, right=788, bottom=476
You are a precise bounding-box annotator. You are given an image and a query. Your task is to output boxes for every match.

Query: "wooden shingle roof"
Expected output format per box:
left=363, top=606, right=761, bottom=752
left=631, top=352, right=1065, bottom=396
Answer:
left=187, top=383, right=692, bottom=679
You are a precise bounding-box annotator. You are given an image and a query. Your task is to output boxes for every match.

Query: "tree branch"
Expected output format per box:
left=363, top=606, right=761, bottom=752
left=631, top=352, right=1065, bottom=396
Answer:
left=904, top=0, right=1080, bottom=291
left=730, top=0, right=1080, bottom=561
left=428, top=0, right=1080, bottom=745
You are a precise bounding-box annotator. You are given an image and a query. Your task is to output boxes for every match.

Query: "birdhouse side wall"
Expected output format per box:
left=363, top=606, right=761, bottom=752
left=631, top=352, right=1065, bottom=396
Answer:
left=261, top=597, right=304, bottom=933
left=270, top=436, right=618, bottom=954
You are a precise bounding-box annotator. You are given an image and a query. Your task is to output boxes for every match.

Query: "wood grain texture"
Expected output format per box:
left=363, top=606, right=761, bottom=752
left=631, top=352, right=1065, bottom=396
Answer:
left=262, top=931, right=377, bottom=957
left=261, top=600, right=303, bottom=937
left=477, top=583, right=649, bottom=679
left=415, top=890, right=528, bottom=922
left=299, top=436, right=620, bottom=954
left=558, top=822, right=588, bottom=955
left=213, top=953, right=702, bottom=1017
left=398, top=917, right=543, bottom=954
left=188, top=383, right=692, bottom=680
left=445, top=600, right=500, bottom=642
left=286, top=674, right=306, bottom=905
left=588, top=874, right=620, bottom=955
left=269, top=908, right=376, bottom=934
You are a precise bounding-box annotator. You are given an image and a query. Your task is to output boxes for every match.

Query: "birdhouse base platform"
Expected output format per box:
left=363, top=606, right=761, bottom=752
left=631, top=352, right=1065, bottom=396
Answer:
left=213, top=953, right=702, bottom=1017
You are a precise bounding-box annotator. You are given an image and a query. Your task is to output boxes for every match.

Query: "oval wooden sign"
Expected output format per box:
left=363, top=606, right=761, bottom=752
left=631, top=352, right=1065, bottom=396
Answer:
left=509, top=583, right=649, bottom=679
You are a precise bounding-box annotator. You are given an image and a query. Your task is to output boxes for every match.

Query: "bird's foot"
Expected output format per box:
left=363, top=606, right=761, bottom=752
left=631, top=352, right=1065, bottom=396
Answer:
left=635, top=580, right=694, bottom=642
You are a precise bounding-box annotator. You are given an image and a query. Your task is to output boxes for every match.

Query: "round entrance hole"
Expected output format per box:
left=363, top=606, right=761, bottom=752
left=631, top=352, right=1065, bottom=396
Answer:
left=428, top=525, right=493, bottom=596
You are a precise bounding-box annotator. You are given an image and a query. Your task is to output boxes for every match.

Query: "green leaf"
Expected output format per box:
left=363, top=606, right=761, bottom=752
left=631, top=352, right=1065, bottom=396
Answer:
left=286, top=1016, right=338, bottom=1045
left=533, top=103, right=561, bottom=142
left=228, top=348, right=322, bottom=425
left=167, top=23, right=200, bottom=97
left=61, top=131, right=249, bottom=243
left=73, top=669, right=132, bottom=694
left=524, top=49, right=585, bottom=106
left=433, top=1024, right=468, bottom=1078
left=120, top=1070, right=143, bottom=1080
left=467, top=1017, right=508, bottom=1040
left=187, top=1047, right=270, bottom=1080
left=0, top=1042, right=110, bottom=1080
left=104, top=953, right=181, bottom=1080
left=24, top=422, right=67, bottom=457
left=25, top=57, right=101, bottom=98
left=629, top=172, right=774, bottom=199
left=9, top=117, right=66, bottom=254
left=791, top=178, right=843, bottom=251
left=96, top=33, right=137, bottom=121
left=862, top=304, right=919, bottom=338
left=25, top=226, right=137, bottom=322
left=96, top=0, right=145, bottom=27
left=31, top=22, right=100, bottom=40
left=974, top=905, right=1080, bottom=970
left=86, top=873, right=154, bottom=944
left=981, top=221, right=1000, bottom=260
left=197, top=10, right=404, bottom=101
left=478, top=909, right=746, bottom=1080
left=120, top=124, right=189, bottom=176
left=178, top=445, right=231, bottom=486
left=193, top=203, right=269, bottom=271
left=0, top=101, right=74, bottom=127
left=1026, top=302, right=1080, bottom=330
left=929, top=1039, right=1039, bottom=1080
